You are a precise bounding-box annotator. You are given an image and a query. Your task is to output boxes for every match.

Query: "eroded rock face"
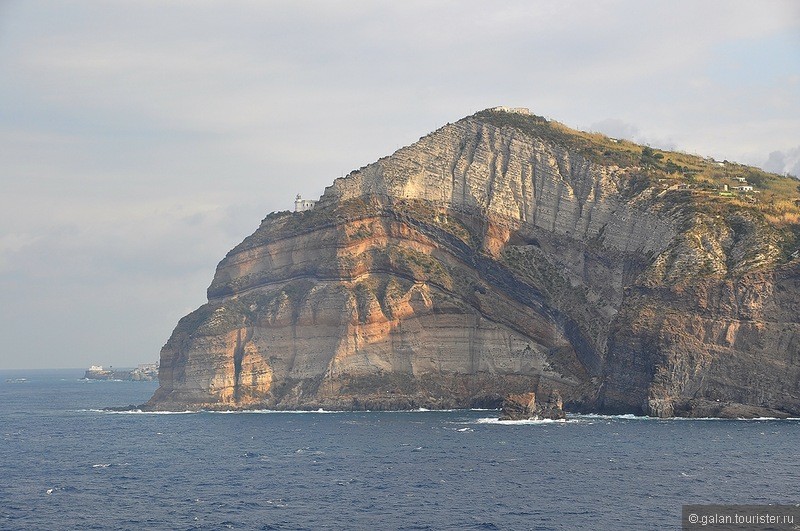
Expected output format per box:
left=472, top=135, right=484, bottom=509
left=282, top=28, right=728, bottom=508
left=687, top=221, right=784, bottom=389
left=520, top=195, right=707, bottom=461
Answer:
left=499, top=393, right=537, bottom=420
left=144, top=109, right=800, bottom=417
left=537, top=390, right=566, bottom=420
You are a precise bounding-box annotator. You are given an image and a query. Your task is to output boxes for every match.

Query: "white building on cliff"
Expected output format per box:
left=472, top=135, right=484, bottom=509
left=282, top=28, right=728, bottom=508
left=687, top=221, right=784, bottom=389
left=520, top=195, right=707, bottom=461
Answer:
left=294, top=194, right=317, bottom=212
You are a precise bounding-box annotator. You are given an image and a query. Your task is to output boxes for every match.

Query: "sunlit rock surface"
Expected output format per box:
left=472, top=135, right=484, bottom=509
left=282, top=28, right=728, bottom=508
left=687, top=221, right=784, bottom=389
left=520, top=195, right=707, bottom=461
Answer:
left=145, top=109, right=800, bottom=417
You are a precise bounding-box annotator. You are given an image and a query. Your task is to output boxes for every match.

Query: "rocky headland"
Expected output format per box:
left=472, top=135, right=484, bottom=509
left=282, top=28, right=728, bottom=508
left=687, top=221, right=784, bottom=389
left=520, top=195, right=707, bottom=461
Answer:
left=85, top=364, right=159, bottom=382
left=143, top=107, right=800, bottom=418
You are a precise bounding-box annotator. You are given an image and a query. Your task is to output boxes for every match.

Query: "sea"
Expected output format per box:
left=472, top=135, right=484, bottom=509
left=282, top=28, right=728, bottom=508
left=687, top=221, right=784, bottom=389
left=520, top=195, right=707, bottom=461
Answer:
left=1, top=369, right=798, bottom=531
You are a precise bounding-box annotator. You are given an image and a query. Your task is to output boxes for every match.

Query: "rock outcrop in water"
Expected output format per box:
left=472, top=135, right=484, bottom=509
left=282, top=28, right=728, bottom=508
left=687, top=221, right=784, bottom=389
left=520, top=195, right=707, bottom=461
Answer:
left=499, top=393, right=537, bottom=421
left=499, top=391, right=565, bottom=420
left=145, top=107, right=800, bottom=417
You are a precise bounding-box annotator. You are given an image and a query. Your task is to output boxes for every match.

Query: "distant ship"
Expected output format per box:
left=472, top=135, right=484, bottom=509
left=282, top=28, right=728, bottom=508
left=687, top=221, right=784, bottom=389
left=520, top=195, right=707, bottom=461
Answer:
left=83, top=363, right=158, bottom=382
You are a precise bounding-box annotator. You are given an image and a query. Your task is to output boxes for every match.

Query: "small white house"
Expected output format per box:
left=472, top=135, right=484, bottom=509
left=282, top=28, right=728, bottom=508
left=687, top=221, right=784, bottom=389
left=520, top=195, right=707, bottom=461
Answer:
left=736, top=177, right=748, bottom=183
left=294, top=194, right=317, bottom=212
left=734, top=185, right=754, bottom=192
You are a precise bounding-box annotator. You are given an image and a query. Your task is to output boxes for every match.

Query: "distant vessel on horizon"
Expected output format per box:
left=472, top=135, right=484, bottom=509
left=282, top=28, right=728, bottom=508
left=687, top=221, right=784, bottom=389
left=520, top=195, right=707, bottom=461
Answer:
left=83, top=363, right=158, bottom=382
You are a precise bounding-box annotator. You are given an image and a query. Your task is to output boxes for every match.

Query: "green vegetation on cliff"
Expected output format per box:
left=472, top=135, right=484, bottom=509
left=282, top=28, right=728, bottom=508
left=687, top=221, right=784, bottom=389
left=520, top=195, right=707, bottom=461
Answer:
left=472, top=108, right=800, bottom=266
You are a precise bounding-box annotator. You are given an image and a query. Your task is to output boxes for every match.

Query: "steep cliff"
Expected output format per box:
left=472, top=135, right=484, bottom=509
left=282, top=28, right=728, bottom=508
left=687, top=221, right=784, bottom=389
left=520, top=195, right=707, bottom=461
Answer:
left=145, top=107, right=800, bottom=417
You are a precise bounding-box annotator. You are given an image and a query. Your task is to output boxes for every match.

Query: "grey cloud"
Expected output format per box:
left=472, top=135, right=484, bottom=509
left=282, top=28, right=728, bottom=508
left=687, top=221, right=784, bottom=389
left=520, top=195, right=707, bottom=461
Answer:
left=590, top=119, right=641, bottom=141
left=763, top=147, right=800, bottom=177
left=589, top=118, right=677, bottom=152
left=1, top=0, right=799, bottom=368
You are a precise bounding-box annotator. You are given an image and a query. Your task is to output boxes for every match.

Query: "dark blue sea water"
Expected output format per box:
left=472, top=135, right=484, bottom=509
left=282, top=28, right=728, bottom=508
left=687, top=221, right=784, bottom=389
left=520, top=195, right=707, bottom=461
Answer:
left=1, top=369, right=798, bottom=530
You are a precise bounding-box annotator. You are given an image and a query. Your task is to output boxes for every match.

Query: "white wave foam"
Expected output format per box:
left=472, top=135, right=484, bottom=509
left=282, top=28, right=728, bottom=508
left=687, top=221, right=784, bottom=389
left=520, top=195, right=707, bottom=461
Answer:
left=475, top=417, right=568, bottom=425
left=80, top=408, right=198, bottom=415
left=574, top=414, right=800, bottom=422
left=101, top=407, right=496, bottom=414
left=569, top=413, right=651, bottom=420
left=215, top=408, right=344, bottom=414
left=114, top=407, right=466, bottom=415
left=670, top=416, right=800, bottom=421
left=81, top=407, right=800, bottom=420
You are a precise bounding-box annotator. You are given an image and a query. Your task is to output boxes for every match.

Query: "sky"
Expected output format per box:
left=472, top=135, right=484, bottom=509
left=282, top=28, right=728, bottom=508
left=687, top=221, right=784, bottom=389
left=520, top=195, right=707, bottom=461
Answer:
left=1, top=1, right=799, bottom=370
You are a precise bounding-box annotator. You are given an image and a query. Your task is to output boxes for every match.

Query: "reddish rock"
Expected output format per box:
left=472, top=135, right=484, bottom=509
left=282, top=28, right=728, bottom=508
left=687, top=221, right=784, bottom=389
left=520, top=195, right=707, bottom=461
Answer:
left=499, top=391, right=565, bottom=420
left=143, top=108, right=800, bottom=418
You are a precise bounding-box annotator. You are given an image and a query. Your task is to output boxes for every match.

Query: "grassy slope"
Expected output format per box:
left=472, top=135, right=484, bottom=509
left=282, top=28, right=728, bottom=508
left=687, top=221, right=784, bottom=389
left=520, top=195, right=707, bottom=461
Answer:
left=473, top=109, right=800, bottom=263
left=473, top=109, right=798, bottom=213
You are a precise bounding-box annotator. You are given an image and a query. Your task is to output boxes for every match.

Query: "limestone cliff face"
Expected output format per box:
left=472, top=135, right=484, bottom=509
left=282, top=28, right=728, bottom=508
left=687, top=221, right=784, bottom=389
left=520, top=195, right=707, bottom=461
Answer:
left=146, top=108, right=800, bottom=417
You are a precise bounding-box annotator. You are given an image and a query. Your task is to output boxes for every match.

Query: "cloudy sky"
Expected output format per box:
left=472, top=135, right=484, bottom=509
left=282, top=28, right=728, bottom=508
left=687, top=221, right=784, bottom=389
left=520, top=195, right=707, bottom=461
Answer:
left=1, top=1, right=798, bottom=370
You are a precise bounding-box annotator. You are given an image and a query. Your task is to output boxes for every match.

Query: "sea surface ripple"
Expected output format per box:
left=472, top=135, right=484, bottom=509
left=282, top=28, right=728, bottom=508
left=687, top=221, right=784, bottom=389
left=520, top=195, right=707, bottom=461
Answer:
left=1, top=369, right=798, bottom=530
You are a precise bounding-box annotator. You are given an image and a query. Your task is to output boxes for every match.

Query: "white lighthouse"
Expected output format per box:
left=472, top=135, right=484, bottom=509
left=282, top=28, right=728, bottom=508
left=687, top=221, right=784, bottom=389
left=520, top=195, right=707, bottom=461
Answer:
left=294, top=194, right=317, bottom=212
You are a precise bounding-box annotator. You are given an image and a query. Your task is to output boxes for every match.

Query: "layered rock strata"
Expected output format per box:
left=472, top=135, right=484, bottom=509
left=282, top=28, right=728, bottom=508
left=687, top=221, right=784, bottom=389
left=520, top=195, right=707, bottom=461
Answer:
left=145, top=108, right=800, bottom=417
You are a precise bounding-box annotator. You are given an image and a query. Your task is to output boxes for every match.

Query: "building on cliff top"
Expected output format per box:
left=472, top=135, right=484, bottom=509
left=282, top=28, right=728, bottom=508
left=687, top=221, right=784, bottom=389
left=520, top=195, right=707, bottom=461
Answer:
left=489, top=106, right=531, bottom=115
left=294, top=194, right=317, bottom=212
